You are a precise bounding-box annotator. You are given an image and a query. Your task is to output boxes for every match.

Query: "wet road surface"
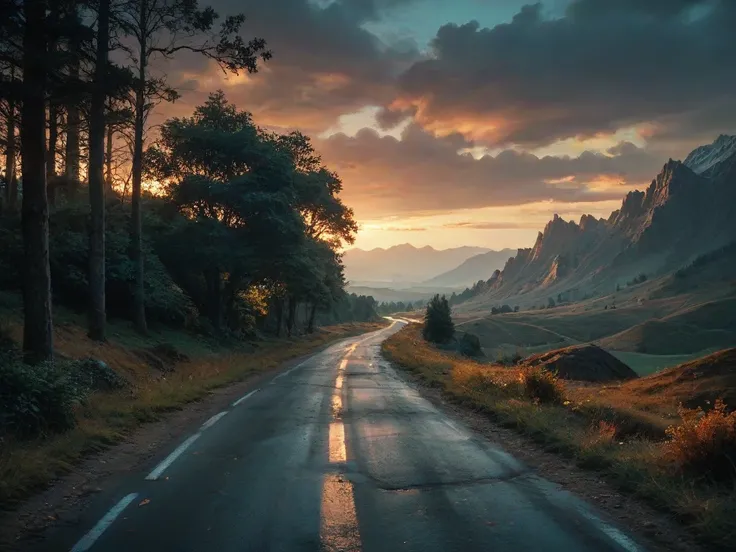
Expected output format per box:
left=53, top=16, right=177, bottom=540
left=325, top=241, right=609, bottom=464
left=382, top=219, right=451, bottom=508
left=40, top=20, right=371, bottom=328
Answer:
left=46, top=320, right=645, bottom=552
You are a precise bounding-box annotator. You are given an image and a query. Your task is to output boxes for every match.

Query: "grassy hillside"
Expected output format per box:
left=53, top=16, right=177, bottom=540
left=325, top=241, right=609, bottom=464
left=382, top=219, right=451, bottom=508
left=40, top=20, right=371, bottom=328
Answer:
left=0, top=291, right=386, bottom=506
left=383, top=324, right=736, bottom=549
left=454, top=290, right=736, bottom=374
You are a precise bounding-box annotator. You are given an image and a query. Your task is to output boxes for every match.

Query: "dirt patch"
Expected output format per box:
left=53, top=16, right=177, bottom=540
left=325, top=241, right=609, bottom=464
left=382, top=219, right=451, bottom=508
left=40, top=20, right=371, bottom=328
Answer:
left=523, top=343, right=639, bottom=382
left=392, top=365, right=703, bottom=552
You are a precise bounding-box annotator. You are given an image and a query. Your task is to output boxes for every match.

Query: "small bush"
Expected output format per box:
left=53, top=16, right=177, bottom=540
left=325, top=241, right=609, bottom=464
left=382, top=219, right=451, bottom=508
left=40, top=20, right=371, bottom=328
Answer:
left=64, top=358, right=130, bottom=392
left=498, top=351, right=523, bottom=366
left=458, top=332, right=482, bottom=357
left=518, top=366, right=565, bottom=404
left=0, top=361, right=85, bottom=439
left=665, top=399, right=736, bottom=481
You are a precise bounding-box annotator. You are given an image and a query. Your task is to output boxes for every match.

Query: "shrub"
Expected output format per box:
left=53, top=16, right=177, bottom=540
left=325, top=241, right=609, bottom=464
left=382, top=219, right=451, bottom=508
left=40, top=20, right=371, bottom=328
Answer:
left=518, top=366, right=565, bottom=404
left=423, top=294, right=454, bottom=344
left=64, top=358, right=130, bottom=392
left=0, top=361, right=85, bottom=439
left=665, top=399, right=736, bottom=481
left=458, top=332, right=482, bottom=357
left=498, top=350, right=523, bottom=366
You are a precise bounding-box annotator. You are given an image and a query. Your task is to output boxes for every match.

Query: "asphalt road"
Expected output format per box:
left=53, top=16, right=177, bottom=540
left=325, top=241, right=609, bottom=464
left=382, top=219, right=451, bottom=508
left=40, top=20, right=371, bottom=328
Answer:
left=49, top=320, right=645, bottom=552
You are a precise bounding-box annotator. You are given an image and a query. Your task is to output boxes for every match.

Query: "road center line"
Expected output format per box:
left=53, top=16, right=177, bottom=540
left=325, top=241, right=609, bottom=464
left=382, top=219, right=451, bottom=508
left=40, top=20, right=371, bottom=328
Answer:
left=232, top=389, right=259, bottom=407
left=200, top=411, right=228, bottom=431
left=70, top=492, right=138, bottom=552
left=145, top=433, right=201, bottom=481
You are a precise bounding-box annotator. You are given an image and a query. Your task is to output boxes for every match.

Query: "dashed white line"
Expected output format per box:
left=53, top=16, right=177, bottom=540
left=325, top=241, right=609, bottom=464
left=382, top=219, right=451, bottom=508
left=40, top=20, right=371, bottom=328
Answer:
left=201, top=411, right=228, bottom=431
left=145, top=433, right=201, bottom=481
left=232, top=389, right=259, bottom=407
left=70, top=492, right=138, bottom=552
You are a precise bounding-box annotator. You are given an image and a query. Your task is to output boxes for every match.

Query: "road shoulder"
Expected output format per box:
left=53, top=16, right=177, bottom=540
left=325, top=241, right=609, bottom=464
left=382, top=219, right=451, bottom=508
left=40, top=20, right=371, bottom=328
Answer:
left=381, top=352, right=703, bottom=552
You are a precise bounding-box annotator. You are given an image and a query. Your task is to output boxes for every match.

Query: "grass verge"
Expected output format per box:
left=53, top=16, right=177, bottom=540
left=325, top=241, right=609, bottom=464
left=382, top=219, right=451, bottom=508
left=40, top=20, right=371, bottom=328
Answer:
left=0, top=319, right=386, bottom=507
left=383, top=324, right=736, bottom=550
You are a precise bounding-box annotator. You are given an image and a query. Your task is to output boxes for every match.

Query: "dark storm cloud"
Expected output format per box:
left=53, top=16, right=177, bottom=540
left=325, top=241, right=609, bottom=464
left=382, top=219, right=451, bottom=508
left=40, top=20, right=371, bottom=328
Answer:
left=165, top=0, right=421, bottom=132
left=388, top=0, right=736, bottom=148
left=317, top=124, right=662, bottom=217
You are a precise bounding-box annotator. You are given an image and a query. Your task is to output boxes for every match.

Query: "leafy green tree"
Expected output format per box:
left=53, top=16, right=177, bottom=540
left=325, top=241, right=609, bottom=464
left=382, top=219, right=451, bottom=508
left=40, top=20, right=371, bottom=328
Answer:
left=148, top=92, right=303, bottom=330
left=117, top=0, right=271, bottom=333
left=423, top=294, right=454, bottom=344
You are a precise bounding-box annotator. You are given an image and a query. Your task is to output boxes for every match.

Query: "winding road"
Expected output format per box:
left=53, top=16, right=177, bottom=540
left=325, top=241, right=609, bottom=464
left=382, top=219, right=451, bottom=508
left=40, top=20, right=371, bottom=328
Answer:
left=43, top=320, right=644, bottom=552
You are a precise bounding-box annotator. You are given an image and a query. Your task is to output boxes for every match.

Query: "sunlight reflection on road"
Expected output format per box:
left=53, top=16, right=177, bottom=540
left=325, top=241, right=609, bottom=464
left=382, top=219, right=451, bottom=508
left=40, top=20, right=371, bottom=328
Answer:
left=321, top=348, right=362, bottom=550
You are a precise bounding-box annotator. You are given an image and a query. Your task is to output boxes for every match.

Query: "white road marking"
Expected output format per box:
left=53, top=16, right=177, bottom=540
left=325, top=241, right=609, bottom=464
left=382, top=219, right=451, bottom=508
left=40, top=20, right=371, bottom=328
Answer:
left=578, top=510, right=642, bottom=552
left=145, top=433, right=201, bottom=481
left=200, top=411, right=228, bottom=431
left=232, top=389, right=259, bottom=407
left=70, top=493, right=138, bottom=552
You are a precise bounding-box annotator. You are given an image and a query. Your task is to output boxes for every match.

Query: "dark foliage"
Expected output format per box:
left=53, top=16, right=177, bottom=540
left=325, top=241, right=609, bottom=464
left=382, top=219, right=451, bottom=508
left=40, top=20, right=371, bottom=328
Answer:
left=0, top=358, right=84, bottom=439
left=423, top=294, right=454, bottom=344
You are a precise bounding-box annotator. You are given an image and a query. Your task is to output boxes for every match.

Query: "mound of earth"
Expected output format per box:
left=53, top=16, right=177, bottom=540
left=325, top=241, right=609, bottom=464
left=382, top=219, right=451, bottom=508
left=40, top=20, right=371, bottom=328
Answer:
left=625, top=348, right=736, bottom=409
left=521, top=344, right=638, bottom=382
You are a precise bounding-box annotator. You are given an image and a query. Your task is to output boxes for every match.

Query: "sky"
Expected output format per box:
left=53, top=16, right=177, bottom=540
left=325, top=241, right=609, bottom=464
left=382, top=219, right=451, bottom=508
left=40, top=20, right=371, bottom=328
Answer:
left=155, top=0, right=736, bottom=251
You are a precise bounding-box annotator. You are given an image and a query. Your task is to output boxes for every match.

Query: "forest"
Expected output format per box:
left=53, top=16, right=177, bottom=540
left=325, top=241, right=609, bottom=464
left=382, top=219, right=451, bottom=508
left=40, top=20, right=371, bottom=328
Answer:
left=0, top=0, right=378, bottom=367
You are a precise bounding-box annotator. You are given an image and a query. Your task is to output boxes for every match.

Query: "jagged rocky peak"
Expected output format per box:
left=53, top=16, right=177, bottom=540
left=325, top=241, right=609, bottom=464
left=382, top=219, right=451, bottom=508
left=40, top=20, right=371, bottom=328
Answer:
left=684, top=134, right=736, bottom=175
left=530, top=214, right=583, bottom=262
left=579, top=214, right=606, bottom=231
left=613, top=160, right=702, bottom=228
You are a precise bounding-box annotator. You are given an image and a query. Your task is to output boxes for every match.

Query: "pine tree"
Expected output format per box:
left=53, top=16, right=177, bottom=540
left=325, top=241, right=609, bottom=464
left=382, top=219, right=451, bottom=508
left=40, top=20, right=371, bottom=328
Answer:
left=423, top=294, right=454, bottom=344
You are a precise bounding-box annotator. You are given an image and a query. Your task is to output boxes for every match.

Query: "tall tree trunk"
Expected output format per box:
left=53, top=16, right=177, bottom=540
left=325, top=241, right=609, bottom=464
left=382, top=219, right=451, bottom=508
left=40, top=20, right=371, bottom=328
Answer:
left=223, top=271, right=243, bottom=330
left=47, top=103, right=58, bottom=204
left=286, top=296, right=297, bottom=337
left=129, top=0, right=147, bottom=333
left=65, top=12, right=81, bottom=187
left=274, top=298, right=283, bottom=337
left=46, top=0, right=59, bottom=204
left=204, top=267, right=221, bottom=330
left=4, top=66, right=17, bottom=211
left=21, top=0, right=54, bottom=364
left=307, top=304, right=317, bottom=333
left=87, top=0, right=109, bottom=341
left=105, top=114, right=113, bottom=192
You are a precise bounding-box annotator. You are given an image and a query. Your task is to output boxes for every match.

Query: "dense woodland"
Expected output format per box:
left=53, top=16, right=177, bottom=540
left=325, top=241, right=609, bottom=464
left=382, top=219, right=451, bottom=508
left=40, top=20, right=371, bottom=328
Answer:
left=0, top=0, right=378, bottom=366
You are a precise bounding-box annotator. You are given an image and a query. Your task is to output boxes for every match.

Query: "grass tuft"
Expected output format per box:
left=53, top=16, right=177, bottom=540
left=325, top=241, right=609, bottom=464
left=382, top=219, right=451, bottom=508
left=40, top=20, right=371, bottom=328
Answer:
left=518, top=366, right=566, bottom=404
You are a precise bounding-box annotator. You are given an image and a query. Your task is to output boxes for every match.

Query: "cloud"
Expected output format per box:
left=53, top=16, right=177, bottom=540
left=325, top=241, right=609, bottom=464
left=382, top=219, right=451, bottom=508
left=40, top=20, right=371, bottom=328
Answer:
left=317, top=124, right=663, bottom=219
left=387, top=0, right=736, bottom=148
left=378, top=225, right=428, bottom=231
left=161, top=0, right=421, bottom=133
left=443, top=221, right=546, bottom=230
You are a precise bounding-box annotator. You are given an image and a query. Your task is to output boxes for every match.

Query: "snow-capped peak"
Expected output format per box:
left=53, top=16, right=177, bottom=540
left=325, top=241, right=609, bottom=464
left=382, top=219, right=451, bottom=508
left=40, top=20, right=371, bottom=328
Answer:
left=683, top=134, right=736, bottom=175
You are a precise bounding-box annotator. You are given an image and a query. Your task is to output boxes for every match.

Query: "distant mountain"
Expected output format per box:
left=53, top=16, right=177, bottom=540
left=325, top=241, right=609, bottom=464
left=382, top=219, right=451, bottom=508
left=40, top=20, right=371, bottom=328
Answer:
left=424, top=249, right=515, bottom=287
left=456, top=134, right=736, bottom=308
left=342, top=244, right=489, bottom=285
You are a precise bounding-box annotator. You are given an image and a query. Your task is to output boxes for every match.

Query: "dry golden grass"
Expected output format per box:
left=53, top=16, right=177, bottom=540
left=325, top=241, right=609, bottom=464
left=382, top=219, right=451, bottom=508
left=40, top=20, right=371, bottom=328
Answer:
left=0, top=319, right=386, bottom=506
left=665, top=400, right=736, bottom=481
left=383, top=324, right=736, bottom=549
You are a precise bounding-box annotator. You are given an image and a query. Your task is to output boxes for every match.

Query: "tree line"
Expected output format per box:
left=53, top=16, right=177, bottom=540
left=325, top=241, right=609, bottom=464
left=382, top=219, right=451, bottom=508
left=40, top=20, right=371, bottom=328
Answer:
left=0, top=0, right=373, bottom=365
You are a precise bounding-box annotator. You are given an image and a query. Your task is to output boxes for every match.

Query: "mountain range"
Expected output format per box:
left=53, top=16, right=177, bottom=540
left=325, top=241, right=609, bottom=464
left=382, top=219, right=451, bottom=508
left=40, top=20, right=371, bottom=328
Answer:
left=424, top=249, right=515, bottom=288
left=458, top=134, right=736, bottom=307
left=342, top=244, right=489, bottom=286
